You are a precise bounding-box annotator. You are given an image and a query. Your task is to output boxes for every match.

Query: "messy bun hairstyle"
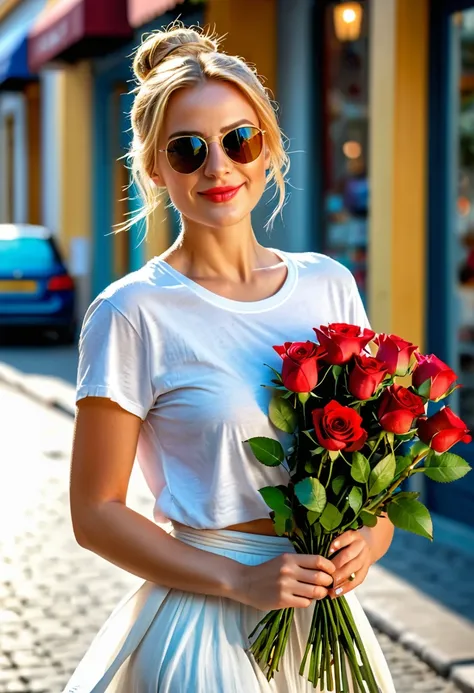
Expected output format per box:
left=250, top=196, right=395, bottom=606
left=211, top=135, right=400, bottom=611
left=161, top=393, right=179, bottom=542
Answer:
left=125, top=22, right=290, bottom=235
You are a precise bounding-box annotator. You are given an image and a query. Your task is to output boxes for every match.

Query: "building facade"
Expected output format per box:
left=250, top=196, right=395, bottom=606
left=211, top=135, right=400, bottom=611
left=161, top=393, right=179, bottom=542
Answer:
left=0, top=0, right=472, bottom=526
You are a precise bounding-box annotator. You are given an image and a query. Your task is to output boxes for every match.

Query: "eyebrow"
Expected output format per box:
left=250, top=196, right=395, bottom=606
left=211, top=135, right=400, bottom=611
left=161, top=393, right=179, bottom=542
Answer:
left=167, top=119, right=258, bottom=140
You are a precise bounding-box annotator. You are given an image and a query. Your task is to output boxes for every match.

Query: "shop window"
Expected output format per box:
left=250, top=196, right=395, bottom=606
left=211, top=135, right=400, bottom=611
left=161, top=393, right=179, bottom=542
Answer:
left=322, top=1, right=370, bottom=303
left=456, top=9, right=474, bottom=432
left=5, top=114, right=15, bottom=222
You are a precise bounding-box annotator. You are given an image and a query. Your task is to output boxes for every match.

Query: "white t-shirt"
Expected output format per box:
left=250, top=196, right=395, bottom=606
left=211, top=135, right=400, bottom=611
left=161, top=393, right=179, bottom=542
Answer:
left=76, top=248, right=370, bottom=529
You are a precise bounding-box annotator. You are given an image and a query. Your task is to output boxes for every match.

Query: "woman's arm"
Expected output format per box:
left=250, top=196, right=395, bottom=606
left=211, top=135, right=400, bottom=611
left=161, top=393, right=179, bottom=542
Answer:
left=70, top=397, right=336, bottom=611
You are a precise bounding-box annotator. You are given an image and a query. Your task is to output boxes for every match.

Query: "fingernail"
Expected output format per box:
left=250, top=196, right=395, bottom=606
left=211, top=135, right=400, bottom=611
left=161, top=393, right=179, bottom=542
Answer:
left=329, top=548, right=335, bottom=554
left=333, top=541, right=339, bottom=548
left=335, top=587, right=343, bottom=595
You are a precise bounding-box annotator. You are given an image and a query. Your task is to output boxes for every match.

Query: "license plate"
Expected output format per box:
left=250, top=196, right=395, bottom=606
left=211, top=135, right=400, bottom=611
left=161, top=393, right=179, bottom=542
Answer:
left=0, top=280, right=38, bottom=293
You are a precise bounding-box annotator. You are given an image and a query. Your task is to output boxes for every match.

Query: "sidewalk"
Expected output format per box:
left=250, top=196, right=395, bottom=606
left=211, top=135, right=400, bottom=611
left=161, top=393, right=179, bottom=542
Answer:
left=1, top=359, right=474, bottom=693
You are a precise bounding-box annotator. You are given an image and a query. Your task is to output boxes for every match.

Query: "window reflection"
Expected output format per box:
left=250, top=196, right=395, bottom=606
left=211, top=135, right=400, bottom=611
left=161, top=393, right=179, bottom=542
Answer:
left=323, top=1, right=370, bottom=303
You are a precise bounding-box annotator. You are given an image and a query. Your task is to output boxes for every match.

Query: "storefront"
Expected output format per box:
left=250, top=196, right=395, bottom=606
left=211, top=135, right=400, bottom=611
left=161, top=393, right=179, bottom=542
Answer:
left=0, top=0, right=45, bottom=225
left=427, top=0, right=474, bottom=525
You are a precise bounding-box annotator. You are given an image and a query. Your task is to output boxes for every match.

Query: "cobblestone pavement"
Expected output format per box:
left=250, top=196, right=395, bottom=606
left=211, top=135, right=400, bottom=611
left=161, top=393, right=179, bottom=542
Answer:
left=0, top=382, right=464, bottom=693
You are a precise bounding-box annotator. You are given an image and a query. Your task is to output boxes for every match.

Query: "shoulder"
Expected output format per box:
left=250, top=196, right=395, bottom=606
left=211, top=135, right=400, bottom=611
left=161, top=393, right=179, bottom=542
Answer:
left=283, top=249, right=356, bottom=291
left=85, top=259, right=170, bottom=329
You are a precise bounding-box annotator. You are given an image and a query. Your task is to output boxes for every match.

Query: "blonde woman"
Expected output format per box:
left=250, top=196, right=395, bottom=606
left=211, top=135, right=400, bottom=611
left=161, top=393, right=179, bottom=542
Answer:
left=64, top=24, right=395, bottom=693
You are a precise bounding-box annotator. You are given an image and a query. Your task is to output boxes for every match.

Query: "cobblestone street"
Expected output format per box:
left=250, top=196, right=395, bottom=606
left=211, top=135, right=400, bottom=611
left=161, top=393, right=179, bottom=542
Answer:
left=0, top=381, right=465, bottom=692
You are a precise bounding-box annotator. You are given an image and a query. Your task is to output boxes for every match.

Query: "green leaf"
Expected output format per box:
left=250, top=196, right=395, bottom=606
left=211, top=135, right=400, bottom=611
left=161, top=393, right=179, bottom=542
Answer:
left=408, top=440, right=430, bottom=461
left=303, top=430, right=318, bottom=445
left=305, top=460, right=316, bottom=473
left=274, top=513, right=287, bottom=536
left=348, top=487, right=363, bottom=514
left=269, top=394, right=298, bottom=434
left=295, top=478, right=327, bottom=514
left=332, top=365, right=343, bottom=379
left=368, top=453, right=396, bottom=496
left=387, top=497, right=433, bottom=540
left=320, top=503, right=343, bottom=532
left=394, top=491, right=420, bottom=501
left=332, top=475, right=346, bottom=495
left=245, top=436, right=285, bottom=467
left=360, top=510, right=378, bottom=527
left=423, top=451, right=472, bottom=483
left=259, top=487, right=292, bottom=519
left=351, top=452, right=370, bottom=483
left=307, top=510, right=320, bottom=525
left=395, top=455, right=413, bottom=477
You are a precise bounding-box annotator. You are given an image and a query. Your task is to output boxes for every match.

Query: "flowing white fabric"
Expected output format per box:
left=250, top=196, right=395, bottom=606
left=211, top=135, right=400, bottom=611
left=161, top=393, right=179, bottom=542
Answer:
left=62, top=526, right=395, bottom=693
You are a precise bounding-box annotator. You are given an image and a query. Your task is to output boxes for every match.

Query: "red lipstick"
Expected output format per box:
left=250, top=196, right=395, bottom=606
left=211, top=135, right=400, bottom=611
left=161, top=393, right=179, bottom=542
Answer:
left=198, top=184, right=244, bottom=203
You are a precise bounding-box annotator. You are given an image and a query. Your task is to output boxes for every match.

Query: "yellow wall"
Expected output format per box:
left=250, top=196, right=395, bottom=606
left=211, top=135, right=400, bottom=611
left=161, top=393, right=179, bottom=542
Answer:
left=205, top=0, right=277, bottom=97
left=56, top=62, right=92, bottom=263
left=368, top=0, right=428, bottom=350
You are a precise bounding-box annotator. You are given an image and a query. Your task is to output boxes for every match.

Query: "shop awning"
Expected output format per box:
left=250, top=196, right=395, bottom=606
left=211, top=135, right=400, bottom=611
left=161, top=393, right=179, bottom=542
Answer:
left=0, top=33, right=35, bottom=90
left=127, top=0, right=185, bottom=28
left=28, top=0, right=133, bottom=72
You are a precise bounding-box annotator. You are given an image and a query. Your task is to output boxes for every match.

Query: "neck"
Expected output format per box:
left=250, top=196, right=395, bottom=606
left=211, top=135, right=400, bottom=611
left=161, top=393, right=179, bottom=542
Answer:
left=168, top=217, right=273, bottom=282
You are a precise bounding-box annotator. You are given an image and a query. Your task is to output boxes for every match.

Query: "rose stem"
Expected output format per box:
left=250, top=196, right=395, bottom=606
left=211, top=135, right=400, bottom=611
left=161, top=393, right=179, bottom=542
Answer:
left=332, top=599, right=366, bottom=691
left=338, top=596, right=379, bottom=692
left=323, top=601, right=334, bottom=691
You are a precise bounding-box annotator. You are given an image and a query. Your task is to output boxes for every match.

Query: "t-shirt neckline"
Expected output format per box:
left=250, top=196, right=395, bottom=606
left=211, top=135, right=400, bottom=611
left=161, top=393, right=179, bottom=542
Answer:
left=153, top=247, right=297, bottom=314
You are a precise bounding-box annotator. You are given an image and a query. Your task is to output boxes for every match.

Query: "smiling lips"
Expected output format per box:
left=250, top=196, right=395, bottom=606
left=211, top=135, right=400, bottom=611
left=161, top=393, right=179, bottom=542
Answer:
left=198, top=184, right=244, bottom=204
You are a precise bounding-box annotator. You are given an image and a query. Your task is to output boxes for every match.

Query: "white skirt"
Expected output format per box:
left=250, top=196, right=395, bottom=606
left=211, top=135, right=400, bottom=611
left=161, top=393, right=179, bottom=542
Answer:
left=62, top=525, right=395, bottom=693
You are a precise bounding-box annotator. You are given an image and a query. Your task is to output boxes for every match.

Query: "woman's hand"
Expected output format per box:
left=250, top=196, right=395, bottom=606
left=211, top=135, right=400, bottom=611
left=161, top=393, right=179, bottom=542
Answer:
left=234, top=553, right=336, bottom=611
left=327, top=529, right=374, bottom=599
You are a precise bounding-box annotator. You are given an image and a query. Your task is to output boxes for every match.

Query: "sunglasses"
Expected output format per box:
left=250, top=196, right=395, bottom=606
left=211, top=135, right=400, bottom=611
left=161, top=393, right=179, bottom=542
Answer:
left=158, top=125, right=266, bottom=175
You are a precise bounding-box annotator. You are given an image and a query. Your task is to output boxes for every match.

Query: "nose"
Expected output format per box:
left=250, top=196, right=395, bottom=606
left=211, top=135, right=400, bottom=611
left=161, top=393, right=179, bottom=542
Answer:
left=203, top=140, right=232, bottom=178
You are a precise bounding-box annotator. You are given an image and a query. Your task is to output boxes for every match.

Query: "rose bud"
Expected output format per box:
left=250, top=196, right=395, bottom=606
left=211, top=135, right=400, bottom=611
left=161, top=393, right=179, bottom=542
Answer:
left=378, top=384, right=425, bottom=434
left=348, top=355, right=389, bottom=400
left=412, top=353, right=458, bottom=401
left=273, top=341, right=322, bottom=392
left=417, top=407, right=472, bottom=453
left=313, top=323, right=375, bottom=366
left=312, top=400, right=368, bottom=452
left=375, top=333, right=418, bottom=377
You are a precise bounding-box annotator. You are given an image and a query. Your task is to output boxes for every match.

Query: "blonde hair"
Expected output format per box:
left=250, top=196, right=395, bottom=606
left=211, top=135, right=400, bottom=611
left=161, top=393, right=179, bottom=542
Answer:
left=124, top=22, right=290, bottom=236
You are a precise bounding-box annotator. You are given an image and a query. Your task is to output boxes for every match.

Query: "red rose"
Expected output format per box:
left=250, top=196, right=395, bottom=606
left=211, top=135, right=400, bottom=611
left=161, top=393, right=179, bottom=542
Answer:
left=412, top=353, right=457, bottom=401
left=374, top=334, right=418, bottom=377
left=348, top=355, right=389, bottom=400
left=378, top=384, right=425, bottom=434
left=312, top=400, right=368, bottom=452
left=417, top=407, right=472, bottom=453
left=313, top=323, right=375, bottom=365
left=273, top=341, right=321, bottom=392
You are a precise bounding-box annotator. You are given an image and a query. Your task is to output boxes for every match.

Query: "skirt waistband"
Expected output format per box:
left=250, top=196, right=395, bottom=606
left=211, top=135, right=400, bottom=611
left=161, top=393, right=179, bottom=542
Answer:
left=171, top=522, right=295, bottom=558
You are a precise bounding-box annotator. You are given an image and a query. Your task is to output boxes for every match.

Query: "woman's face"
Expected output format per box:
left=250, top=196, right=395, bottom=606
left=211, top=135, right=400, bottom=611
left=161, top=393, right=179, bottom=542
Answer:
left=153, top=80, right=270, bottom=229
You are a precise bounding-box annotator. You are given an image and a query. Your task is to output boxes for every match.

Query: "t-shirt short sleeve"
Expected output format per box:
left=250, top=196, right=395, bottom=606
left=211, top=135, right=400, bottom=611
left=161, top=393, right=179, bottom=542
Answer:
left=348, top=274, right=372, bottom=331
left=76, top=297, right=155, bottom=421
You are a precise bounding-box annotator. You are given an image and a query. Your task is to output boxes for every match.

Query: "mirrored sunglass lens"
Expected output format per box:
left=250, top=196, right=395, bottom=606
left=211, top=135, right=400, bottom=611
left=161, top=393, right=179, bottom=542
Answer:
left=223, top=127, right=263, bottom=164
left=167, top=136, right=206, bottom=173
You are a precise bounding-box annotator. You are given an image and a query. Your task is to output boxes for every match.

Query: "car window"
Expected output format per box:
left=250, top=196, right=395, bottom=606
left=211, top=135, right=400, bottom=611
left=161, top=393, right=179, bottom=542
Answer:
left=0, top=238, right=57, bottom=272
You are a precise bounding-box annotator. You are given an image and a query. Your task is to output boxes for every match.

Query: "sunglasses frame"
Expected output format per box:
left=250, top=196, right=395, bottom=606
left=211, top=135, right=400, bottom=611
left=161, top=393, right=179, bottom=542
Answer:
left=158, top=125, right=266, bottom=175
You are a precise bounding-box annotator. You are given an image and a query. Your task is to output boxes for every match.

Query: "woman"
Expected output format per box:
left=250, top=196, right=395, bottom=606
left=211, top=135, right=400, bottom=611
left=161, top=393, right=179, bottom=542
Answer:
left=64, top=23, right=395, bottom=693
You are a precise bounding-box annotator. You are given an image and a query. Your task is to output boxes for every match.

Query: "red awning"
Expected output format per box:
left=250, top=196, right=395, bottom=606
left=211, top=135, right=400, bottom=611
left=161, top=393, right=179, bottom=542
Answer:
left=28, top=0, right=133, bottom=72
left=127, top=0, right=185, bottom=28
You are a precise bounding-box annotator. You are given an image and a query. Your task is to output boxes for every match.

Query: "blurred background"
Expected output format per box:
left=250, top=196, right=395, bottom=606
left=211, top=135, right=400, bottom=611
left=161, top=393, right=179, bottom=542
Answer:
left=1, top=1, right=474, bottom=692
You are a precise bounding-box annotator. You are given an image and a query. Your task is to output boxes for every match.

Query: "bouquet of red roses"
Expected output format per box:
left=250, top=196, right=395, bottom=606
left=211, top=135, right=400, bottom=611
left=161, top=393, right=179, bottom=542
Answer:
left=245, top=323, right=471, bottom=691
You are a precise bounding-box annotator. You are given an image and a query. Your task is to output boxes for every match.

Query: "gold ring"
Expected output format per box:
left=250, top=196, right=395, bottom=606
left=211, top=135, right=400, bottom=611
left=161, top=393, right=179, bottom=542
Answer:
left=349, top=572, right=356, bottom=582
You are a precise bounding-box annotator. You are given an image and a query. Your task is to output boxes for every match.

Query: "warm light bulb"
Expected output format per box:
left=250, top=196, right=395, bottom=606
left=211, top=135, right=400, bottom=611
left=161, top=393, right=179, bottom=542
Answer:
left=342, top=8, right=356, bottom=23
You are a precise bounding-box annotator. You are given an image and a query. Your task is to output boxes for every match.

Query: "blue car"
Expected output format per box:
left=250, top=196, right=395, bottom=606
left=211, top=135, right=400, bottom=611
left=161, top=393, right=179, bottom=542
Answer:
left=0, top=224, right=76, bottom=344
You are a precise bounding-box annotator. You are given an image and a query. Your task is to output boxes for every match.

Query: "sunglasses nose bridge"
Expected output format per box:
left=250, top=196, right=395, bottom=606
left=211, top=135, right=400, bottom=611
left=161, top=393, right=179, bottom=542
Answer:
left=203, top=138, right=233, bottom=175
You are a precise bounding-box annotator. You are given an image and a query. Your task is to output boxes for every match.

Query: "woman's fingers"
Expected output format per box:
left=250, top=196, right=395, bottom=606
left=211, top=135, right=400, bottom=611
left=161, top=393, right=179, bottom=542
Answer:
left=328, top=554, right=369, bottom=599
left=329, top=530, right=359, bottom=556
left=295, top=566, right=334, bottom=588
left=296, top=553, right=336, bottom=576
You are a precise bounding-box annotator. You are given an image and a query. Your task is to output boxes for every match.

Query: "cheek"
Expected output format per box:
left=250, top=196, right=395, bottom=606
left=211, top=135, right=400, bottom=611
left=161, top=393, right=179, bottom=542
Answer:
left=162, top=171, right=198, bottom=210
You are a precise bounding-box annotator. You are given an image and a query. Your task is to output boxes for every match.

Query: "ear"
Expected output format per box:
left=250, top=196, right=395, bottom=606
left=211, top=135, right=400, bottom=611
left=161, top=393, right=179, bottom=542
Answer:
left=151, top=170, right=165, bottom=188
left=264, top=143, right=271, bottom=170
